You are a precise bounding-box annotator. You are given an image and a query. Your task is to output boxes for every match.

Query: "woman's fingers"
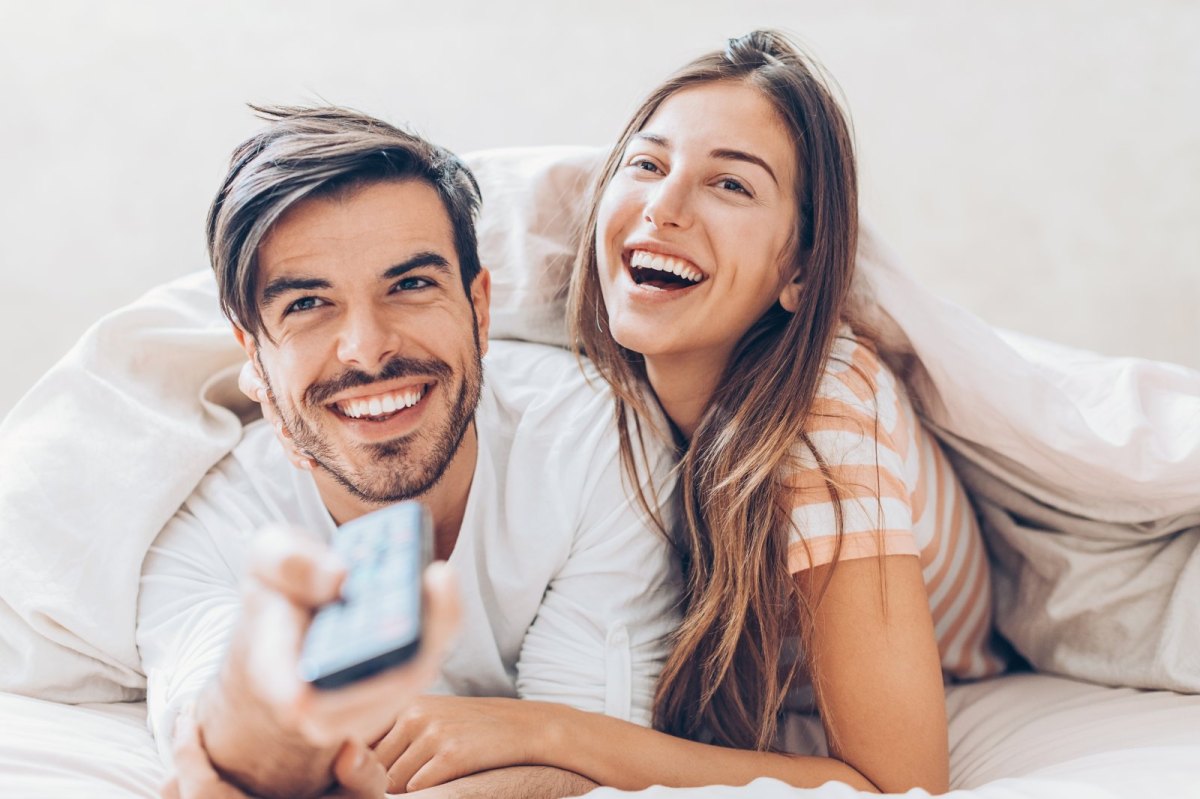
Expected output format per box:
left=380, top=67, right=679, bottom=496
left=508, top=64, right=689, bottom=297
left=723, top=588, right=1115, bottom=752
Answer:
left=237, top=359, right=266, bottom=404
left=385, top=736, right=440, bottom=794
left=238, top=358, right=318, bottom=471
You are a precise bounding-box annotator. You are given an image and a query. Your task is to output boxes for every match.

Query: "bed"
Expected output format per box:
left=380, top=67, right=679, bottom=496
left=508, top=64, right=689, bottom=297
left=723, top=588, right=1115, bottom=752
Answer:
left=4, top=674, right=1199, bottom=798
left=1, top=147, right=1197, bottom=798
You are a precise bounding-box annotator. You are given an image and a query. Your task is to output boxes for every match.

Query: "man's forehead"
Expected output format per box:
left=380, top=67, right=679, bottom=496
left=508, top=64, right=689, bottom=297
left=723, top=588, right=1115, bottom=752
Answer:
left=258, top=179, right=458, bottom=278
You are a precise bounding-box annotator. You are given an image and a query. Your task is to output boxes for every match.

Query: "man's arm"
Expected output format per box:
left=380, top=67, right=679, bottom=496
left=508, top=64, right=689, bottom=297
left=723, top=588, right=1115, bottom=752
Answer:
left=139, top=506, right=460, bottom=799
left=409, top=766, right=596, bottom=799
left=197, top=528, right=461, bottom=799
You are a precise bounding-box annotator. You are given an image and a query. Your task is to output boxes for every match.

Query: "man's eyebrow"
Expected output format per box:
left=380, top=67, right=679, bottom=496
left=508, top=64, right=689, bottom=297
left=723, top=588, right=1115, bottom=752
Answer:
left=260, top=276, right=331, bottom=308
left=710, top=148, right=779, bottom=187
left=259, top=252, right=454, bottom=308
left=381, top=251, right=454, bottom=280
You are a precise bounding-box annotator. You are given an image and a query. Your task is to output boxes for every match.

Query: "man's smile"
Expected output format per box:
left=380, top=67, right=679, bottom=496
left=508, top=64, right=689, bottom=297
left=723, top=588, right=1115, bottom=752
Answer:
left=330, top=382, right=432, bottom=420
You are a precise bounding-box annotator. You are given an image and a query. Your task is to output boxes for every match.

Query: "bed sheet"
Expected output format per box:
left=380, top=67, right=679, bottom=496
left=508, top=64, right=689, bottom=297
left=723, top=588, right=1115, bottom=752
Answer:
left=0, top=692, right=161, bottom=798
left=2, top=673, right=1198, bottom=798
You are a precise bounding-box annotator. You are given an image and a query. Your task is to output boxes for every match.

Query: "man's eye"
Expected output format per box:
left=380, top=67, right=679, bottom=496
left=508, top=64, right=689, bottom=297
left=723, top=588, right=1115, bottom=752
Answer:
left=285, top=297, right=325, bottom=314
left=395, top=276, right=434, bottom=291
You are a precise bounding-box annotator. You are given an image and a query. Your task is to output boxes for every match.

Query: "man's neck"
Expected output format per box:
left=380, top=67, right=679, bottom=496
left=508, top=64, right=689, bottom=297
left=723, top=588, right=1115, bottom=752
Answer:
left=313, top=425, right=479, bottom=561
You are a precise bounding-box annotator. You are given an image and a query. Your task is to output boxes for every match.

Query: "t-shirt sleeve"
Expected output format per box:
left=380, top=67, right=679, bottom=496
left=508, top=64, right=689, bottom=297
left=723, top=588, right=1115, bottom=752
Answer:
left=514, top=438, right=681, bottom=728
left=136, top=506, right=243, bottom=765
left=786, top=340, right=919, bottom=574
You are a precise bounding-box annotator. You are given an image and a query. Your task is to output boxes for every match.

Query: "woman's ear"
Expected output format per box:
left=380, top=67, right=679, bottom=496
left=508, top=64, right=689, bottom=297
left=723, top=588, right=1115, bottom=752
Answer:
left=779, top=276, right=803, bottom=313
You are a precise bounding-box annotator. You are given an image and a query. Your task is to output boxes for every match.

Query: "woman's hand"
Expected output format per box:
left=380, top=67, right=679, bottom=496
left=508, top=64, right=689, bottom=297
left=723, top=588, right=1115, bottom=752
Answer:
left=372, top=696, right=558, bottom=794
left=238, top=359, right=318, bottom=471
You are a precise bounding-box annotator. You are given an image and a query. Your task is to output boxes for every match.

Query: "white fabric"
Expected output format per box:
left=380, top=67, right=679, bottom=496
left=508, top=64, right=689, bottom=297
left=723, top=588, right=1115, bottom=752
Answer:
left=4, top=674, right=1199, bottom=798
left=137, top=340, right=681, bottom=761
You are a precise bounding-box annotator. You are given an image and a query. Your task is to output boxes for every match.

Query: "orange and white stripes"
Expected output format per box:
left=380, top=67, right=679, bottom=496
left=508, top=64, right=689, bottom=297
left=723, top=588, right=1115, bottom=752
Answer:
left=785, top=335, right=1007, bottom=680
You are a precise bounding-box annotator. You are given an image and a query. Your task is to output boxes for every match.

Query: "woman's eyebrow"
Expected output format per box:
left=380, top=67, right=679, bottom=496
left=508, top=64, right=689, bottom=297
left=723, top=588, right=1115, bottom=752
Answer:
left=631, top=132, right=669, bottom=147
left=631, top=133, right=779, bottom=187
left=710, top=148, right=778, bottom=186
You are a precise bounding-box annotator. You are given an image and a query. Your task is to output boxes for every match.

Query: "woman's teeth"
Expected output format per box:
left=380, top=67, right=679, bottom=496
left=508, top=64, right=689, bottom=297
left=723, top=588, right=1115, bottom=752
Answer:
left=629, top=250, right=705, bottom=283
left=337, top=385, right=426, bottom=419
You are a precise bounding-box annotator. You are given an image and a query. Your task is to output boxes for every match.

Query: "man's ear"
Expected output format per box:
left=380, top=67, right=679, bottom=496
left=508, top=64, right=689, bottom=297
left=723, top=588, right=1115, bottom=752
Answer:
left=470, top=268, right=492, bottom=355
left=232, top=325, right=263, bottom=376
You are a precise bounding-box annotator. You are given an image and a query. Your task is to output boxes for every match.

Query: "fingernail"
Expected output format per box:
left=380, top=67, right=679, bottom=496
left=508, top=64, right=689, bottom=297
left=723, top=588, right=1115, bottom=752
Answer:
left=256, top=387, right=266, bottom=402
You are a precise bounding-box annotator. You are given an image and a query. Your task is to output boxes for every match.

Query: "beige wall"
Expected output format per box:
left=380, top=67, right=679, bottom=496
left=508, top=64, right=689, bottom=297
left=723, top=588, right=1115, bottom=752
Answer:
left=2, top=0, right=1197, bottom=418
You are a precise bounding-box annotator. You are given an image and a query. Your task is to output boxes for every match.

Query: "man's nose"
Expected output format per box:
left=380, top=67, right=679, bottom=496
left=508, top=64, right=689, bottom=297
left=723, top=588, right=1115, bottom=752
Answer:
left=643, top=175, right=693, bottom=230
left=335, top=305, right=400, bottom=372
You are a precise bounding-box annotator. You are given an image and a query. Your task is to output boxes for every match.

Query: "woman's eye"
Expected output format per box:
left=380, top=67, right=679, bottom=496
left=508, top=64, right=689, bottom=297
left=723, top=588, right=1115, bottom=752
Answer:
left=718, top=177, right=750, bottom=196
left=285, top=296, right=325, bottom=314
left=630, top=157, right=662, bottom=174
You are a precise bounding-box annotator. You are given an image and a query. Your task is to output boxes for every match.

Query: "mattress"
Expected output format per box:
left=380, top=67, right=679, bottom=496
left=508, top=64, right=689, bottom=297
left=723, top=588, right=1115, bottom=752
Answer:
left=3, top=672, right=1197, bottom=798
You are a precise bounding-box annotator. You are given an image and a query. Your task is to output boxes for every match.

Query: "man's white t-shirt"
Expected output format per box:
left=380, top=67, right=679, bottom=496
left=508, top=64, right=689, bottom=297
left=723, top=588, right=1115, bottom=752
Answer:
left=136, top=341, right=681, bottom=758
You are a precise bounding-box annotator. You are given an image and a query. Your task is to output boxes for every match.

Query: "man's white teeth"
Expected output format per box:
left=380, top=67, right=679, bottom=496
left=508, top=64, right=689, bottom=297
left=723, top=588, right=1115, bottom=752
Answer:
left=338, top=386, right=426, bottom=419
left=630, top=250, right=704, bottom=282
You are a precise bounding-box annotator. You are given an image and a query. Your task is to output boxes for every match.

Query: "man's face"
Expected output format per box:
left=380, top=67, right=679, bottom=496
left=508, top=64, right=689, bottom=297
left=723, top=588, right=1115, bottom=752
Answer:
left=238, top=179, right=490, bottom=505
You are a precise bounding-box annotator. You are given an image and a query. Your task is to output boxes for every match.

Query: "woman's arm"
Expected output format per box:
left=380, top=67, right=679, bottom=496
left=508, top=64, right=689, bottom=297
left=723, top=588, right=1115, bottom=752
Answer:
left=548, top=554, right=946, bottom=793
left=383, top=554, right=948, bottom=794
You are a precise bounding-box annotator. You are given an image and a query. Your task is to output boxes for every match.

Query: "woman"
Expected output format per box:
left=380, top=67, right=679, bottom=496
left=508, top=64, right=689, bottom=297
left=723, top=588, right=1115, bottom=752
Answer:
left=257, top=30, right=1005, bottom=795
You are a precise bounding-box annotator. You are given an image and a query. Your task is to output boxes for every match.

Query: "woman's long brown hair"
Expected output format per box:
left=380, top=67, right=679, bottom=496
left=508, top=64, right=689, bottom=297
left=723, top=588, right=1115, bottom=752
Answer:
left=568, top=30, right=859, bottom=751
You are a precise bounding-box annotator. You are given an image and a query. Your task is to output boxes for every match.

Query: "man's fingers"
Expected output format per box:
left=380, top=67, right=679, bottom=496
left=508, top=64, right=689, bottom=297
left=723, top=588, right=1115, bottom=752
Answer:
left=249, top=524, right=345, bottom=607
left=329, top=739, right=387, bottom=799
left=170, top=713, right=248, bottom=799
left=301, top=562, right=461, bottom=742
left=159, top=776, right=181, bottom=799
left=418, top=562, right=462, bottom=665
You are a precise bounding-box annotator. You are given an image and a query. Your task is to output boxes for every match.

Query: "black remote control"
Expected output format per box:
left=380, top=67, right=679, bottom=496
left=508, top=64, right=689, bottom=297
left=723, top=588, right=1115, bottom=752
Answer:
left=298, top=501, right=431, bottom=689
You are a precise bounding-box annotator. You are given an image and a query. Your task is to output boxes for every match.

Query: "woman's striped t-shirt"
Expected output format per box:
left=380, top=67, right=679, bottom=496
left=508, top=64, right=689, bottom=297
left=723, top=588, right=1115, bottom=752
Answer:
left=786, top=334, right=1008, bottom=680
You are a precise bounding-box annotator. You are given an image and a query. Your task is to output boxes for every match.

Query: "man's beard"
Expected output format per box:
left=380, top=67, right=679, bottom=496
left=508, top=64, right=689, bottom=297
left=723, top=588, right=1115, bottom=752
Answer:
left=260, top=336, right=483, bottom=506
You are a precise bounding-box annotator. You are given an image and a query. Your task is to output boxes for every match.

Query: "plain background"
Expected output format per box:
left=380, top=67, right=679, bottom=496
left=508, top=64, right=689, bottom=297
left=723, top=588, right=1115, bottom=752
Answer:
left=2, top=0, right=1197, bottom=419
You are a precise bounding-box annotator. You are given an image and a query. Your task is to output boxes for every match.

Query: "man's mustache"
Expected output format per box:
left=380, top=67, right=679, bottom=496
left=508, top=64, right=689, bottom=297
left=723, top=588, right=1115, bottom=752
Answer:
left=305, top=356, right=454, bottom=407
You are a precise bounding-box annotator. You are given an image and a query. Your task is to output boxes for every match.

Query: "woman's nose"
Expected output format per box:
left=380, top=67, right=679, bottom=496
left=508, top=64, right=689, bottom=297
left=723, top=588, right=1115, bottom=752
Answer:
left=643, top=175, right=693, bottom=230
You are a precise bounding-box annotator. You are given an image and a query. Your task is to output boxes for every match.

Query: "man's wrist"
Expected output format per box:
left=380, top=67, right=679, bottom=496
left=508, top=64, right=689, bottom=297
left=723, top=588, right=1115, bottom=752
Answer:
left=194, top=668, right=338, bottom=799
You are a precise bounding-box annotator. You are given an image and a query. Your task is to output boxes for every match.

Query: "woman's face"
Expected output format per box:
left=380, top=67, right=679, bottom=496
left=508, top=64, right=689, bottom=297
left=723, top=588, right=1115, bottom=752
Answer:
left=596, top=80, right=799, bottom=368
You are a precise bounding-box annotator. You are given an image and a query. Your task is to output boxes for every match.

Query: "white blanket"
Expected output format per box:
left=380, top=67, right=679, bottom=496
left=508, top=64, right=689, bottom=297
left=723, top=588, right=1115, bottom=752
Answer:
left=1, top=146, right=1197, bottom=708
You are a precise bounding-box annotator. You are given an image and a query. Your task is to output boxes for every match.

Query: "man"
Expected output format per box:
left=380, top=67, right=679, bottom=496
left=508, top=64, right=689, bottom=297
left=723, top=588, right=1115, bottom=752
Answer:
left=137, top=106, right=680, bottom=799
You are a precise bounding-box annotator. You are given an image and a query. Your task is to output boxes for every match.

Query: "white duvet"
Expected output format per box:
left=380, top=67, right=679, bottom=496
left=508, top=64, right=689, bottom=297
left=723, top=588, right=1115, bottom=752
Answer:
left=1, top=146, right=1197, bottom=797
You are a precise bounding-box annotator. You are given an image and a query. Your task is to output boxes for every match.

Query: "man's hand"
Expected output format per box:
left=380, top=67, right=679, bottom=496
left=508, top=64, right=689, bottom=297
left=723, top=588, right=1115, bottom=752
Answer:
left=162, top=711, right=388, bottom=799
left=195, top=525, right=461, bottom=798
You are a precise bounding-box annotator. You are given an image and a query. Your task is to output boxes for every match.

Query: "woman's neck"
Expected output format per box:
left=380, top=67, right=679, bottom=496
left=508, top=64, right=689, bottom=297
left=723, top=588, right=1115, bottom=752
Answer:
left=643, top=349, right=730, bottom=442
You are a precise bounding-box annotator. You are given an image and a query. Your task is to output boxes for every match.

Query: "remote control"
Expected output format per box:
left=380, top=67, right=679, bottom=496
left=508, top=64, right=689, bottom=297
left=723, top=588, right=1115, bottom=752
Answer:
left=298, top=501, right=431, bottom=689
